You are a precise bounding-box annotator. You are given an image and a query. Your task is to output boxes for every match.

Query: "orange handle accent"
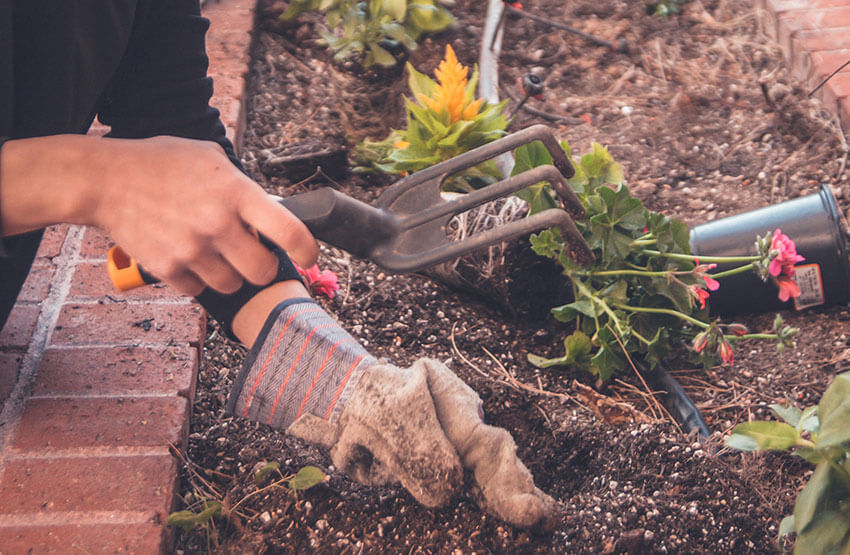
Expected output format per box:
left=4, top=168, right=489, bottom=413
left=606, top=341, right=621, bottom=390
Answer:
left=107, top=246, right=148, bottom=291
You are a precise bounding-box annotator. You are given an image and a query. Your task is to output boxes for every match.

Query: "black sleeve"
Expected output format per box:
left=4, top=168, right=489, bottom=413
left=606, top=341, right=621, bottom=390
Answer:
left=96, top=0, right=242, bottom=170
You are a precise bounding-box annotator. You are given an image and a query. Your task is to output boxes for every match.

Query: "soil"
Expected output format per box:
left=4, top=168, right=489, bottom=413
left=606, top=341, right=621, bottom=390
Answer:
left=175, top=1, right=850, bottom=552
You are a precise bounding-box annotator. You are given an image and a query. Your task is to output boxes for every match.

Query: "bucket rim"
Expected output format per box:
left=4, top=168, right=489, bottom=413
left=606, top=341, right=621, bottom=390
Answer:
left=817, top=184, right=850, bottom=297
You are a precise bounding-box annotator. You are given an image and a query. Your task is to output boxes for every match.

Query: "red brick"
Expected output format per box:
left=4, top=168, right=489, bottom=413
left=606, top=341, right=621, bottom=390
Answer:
left=11, top=396, right=189, bottom=452
left=777, top=8, right=850, bottom=56
left=17, top=261, right=55, bottom=303
left=36, top=225, right=68, bottom=259
left=0, top=304, right=39, bottom=349
left=50, top=302, right=205, bottom=347
left=0, top=352, right=22, bottom=406
left=767, top=0, right=850, bottom=11
left=32, top=345, right=197, bottom=399
left=804, top=48, right=850, bottom=89
left=822, top=72, right=850, bottom=114
left=0, top=523, right=166, bottom=554
left=69, top=261, right=181, bottom=299
left=795, top=28, right=850, bottom=53
left=0, top=454, right=177, bottom=515
left=78, top=226, right=114, bottom=258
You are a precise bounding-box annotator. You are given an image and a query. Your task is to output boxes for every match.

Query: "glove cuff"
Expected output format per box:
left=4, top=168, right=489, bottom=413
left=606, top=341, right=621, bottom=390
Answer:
left=226, top=298, right=376, bottom=429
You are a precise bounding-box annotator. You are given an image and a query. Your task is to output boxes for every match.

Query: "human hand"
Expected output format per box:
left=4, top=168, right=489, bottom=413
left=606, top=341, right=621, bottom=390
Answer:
left=90, top=136, right=318, bottom=295
left=286, top=359, right=559, bottom=530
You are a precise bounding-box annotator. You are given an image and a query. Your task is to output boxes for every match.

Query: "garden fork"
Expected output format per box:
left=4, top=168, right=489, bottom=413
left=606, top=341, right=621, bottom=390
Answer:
left=108, top=124, right=593, bottom=290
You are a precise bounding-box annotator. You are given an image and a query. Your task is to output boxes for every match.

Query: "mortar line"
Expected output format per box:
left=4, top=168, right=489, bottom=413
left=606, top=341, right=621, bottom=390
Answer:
left=0, top=510, right=161, bottom=527
left=0, top=225, right=86, bottom=471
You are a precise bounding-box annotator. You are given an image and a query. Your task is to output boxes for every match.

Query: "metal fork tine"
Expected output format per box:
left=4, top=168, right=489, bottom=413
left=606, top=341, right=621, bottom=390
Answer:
left=399, top=165, right=584, bottom=231
left=372, top=208, right=593, bottom=272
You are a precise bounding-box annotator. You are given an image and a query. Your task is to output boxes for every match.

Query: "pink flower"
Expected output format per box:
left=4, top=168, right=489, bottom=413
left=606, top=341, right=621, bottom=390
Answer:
left=719, top=340, right=734, bottom=365
left=768, top=229, right=804, bottom=278
left=296, top=264, right=340, bottom=299
left=693, top=258, right=720, bottom=291
left=690, top=285, right=711, bottom=310
left=692, top=331, right=709, bottom=353
left=775, top=275, right=801, bottom=303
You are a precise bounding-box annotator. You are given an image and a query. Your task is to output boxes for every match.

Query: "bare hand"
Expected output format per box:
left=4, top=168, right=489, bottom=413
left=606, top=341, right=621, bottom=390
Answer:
left=89, top=136, right=318, bottom=295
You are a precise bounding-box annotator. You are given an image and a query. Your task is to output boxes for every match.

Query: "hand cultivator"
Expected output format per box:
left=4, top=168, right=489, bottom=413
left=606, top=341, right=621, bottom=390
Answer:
left=107, top=124, right=594, bottom=290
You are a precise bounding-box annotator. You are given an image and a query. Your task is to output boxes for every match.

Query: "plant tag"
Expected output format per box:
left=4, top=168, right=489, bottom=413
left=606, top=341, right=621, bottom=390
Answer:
left=793, top=264, right=825, bottom=310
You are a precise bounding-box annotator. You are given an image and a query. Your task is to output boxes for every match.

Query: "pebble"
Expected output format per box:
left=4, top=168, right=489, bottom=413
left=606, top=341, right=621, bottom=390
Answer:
left=260, top=511, right=272, bottom=524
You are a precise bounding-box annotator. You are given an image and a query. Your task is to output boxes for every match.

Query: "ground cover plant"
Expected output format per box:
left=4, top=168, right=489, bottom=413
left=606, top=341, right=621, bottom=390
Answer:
left=174, top=0, right=850, bottom=551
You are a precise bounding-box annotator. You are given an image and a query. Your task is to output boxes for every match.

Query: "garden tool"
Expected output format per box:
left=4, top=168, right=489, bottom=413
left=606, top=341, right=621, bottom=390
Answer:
left=107, top=124, right=594, bottom=291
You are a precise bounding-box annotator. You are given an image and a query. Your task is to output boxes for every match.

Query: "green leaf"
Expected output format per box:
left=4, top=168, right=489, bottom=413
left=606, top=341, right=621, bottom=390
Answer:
left=368, top=42, right=397, bottom=67
left=383, top=0, right=407, bottom=20
left=725, top=433, right=760, bottom=452
left=727, top=421, right=801, bottom=451
left=255, top=461, right=281, bottom=486
left=778, top=514, right=795, bottom=547
left=770, top=401, right=802, bottom=427
left=794, top=461, right=850, bottom=534
left=406, top=64, right=437, bottom=100
left=530, top=330, right=594, bottom=369
left=168, top=500, right=222, bottom=532
left=795, top=509, right=850, bottom=555
left=817, top=373, right=850, bottom=449
left=552, top=299, right=599, bottom=320
left=799, top=405, right=820, bottom=435
left=512, top=141, right=553, bottom=174
left=406, top=2, right=454, bottom=33
left=289, top=465, right=327, bottom=492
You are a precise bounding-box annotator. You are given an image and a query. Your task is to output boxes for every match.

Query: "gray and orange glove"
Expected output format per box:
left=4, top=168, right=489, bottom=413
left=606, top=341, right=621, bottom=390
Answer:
left=227, top=299, right=559, bottom=530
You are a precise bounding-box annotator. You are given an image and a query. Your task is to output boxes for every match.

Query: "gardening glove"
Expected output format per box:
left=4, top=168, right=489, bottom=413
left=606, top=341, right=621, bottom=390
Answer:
left=227, top=299, right=557, bottom=528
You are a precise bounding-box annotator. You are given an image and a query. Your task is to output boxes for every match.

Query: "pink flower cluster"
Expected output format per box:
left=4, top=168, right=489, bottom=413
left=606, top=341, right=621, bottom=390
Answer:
left=296, top=264, right=340, bottom=299
left=690, top=258, right=720, bottom=310
left=769, top=229, right=805, bottom=302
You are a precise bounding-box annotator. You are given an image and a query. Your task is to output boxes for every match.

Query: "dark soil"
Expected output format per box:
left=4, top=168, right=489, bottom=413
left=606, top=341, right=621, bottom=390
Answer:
left=175, top=0, right=850, bottom=552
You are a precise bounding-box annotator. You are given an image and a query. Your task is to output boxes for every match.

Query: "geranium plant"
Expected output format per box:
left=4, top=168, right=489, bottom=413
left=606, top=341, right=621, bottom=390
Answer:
left=726, top=372, right=850, bottom=554
left=514, top=140, right=799, bottom=380
left=356, top=44, right=509, bottom=191
left=280, top=0, right=454, bottom=67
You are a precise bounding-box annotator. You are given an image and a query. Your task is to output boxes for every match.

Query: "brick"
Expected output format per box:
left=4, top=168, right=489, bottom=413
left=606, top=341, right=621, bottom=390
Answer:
left=821, top=72, right=850, bottom=114
left=795, top=28, right=850, bottom=53
left=802, top=48, right=850, bottom=89
left=78, top=226, right=114, bottom=258
left=0, top=454, right=177, bottom=515
left=17, top=261, right=56, bottom=303
left=0, top=352, right=22, bottom=407
left=11, top=396, right=189, bottom=452
left=32, top=345, right=197, bottom=399
left=50, top=302, right=205, bottom=347
left=0, top=523, right=165, bottom=554
left=0, top=304, right=39, bottom=349
left=36, top=225, right=68, bottom=259
left=766, top=0, right=850, bottom=11
left=69, top=261, right=181, bottom=299
left=777, top=8, right=850, bottom=55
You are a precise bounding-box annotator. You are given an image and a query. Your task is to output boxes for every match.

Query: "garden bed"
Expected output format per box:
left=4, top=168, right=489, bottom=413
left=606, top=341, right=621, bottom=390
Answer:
left=176, top=0, right=850, bottom=552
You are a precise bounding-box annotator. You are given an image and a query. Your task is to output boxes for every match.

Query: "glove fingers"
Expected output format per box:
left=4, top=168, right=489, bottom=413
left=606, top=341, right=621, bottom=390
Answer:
left=465, top=424, right=561, bottom=530
left=423, top=359, right=560, bottom=530
left=334, top=363, right=464, bottom=507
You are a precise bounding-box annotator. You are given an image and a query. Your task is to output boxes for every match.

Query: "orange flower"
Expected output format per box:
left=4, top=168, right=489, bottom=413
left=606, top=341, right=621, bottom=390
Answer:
left=393, top=140, right=410, bottom=149
left=416, top=45, right=482, bottom=123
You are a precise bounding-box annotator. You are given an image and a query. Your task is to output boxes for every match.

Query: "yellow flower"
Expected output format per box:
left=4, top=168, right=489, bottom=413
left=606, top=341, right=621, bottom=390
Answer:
left=416, top=44, right=482, bottom=123
left=393, top=140, right=411, bottom=149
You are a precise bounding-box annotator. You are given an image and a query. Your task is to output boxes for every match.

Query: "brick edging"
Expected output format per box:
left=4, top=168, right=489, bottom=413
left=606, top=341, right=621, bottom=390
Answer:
left=0, top=1, right=258, bottom=552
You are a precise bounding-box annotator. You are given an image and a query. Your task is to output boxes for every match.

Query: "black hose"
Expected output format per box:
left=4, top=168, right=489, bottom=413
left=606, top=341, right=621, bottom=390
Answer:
left=637, top=360, right=711, bottom=438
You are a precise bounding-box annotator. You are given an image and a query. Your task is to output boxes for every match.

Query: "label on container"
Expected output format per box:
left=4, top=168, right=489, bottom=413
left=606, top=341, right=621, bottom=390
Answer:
left=793, top=264, right=825, bottom=310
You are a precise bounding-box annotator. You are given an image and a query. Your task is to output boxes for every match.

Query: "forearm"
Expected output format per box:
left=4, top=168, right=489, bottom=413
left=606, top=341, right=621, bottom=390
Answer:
left=0, top=134, right=104, bottom=236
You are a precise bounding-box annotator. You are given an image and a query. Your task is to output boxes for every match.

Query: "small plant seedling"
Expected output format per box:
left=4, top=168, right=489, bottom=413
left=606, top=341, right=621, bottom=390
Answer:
left=727, top=372, right=850, bottom=554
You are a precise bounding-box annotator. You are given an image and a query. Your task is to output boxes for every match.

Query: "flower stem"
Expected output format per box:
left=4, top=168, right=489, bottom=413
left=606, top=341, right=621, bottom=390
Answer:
left=609, top=301, right=710, bottom=329
left=708, top=262, right=758, bottom=279
left=643, top=250, right=759, bottom=264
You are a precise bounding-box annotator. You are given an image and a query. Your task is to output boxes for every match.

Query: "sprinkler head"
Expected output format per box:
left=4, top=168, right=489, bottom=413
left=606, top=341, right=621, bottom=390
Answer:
left=521, top=73, right=544, bottom=99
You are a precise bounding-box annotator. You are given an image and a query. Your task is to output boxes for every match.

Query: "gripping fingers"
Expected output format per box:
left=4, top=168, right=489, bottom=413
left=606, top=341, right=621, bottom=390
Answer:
left=217, top=225, right=280, bottom=286
left=239, top=190, right=318, bottom=269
